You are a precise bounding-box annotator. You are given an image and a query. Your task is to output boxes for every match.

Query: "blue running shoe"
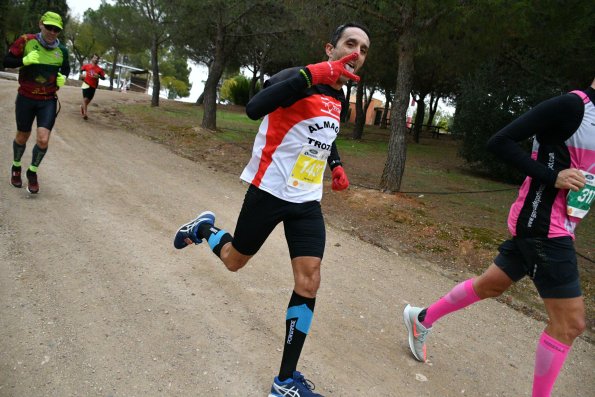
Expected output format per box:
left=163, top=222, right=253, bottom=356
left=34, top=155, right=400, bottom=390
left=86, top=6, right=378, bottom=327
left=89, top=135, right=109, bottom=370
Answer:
left=269, top=371, right=323, bottom=397
left=173, top=211, right=216, bottom=249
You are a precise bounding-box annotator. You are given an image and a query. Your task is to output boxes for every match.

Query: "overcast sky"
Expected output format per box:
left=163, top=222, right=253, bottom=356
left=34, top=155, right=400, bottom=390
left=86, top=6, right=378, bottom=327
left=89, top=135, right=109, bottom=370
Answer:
left=68, top=0, right=103, bottom=19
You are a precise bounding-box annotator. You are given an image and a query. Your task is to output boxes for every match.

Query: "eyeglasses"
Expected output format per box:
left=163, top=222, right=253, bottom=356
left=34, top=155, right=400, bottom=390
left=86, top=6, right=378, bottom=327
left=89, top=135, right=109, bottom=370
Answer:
left=43, top=24, right=61, bottom=33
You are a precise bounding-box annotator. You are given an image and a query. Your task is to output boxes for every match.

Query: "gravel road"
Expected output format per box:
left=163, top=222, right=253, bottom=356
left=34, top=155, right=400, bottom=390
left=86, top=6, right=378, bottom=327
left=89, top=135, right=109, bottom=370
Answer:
left=0, top=79, right=592, bottom=396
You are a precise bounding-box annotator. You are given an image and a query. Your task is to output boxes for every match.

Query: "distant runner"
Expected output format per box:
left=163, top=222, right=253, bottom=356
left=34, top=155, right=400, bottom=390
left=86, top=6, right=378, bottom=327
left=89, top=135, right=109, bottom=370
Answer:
left=80, top=54, right=106, bottom=120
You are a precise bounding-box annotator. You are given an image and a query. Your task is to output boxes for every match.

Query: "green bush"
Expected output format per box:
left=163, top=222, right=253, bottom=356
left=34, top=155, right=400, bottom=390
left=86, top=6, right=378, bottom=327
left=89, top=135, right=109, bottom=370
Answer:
left=220, top=75, right=260, bottom=106
left=162, top=76, right=190, bottom=99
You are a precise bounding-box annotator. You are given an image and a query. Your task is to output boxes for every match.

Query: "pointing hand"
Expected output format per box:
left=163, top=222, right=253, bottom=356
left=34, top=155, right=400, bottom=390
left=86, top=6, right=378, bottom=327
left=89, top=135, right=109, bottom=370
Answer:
left=306, top=52, right=360, bottom=86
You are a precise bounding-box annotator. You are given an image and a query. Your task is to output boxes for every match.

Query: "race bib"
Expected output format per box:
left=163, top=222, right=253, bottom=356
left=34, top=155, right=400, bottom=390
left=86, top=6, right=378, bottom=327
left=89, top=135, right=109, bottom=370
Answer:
left=287, top=145, right=328, bottom=191
left=567, top=170, right=595, bottom=219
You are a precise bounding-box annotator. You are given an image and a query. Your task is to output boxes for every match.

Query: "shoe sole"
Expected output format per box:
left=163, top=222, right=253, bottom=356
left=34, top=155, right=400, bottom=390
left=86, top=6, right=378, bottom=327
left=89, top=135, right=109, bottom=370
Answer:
left=403, top=304, right=424, bottom=362
left=173, top=211, right=216, bottom=249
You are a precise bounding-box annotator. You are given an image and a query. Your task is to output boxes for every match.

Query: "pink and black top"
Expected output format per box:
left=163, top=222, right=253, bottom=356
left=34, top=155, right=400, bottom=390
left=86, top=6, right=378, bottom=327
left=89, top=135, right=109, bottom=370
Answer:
left=487, top=87, right=595, bottom=239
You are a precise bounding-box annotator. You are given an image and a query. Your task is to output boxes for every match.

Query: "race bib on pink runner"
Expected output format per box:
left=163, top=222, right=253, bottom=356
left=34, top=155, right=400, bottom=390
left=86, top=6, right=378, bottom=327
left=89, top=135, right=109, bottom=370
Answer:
left=567, top=170, right=595, bottom=219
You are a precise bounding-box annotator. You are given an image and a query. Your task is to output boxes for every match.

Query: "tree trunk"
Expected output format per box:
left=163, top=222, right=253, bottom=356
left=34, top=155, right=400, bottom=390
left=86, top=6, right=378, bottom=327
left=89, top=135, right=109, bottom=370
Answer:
left=352, top=81, right=366, bottom=139
left=427, top=93, right=440, bottom=127
left=202, top=63, right=222, bottom=130
left=249, top=53, right=264, bottom=99
left=195, top=91, right=204, bottom=105
left=413, top=93, right=427, bottom=143
left=77, top=55, right=85, bottom=76
left=342, top=81, right=353, bottom=122
left=202, top=26, right=226, bottom=130
left=380, top=90, right=392, bottom=129
left=150, top=34, right=160, bottom=107
left=380, top=27, right=415, bottom=192
left=109, top=49, right=119, bottom=90
left=364, top=86, right=376, bottom=115
left=249, top=68, right=259, bottom=100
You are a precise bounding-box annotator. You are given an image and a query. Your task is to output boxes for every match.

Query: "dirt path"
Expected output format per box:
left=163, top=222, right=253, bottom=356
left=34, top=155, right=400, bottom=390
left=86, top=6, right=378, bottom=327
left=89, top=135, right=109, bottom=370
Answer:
left=0, top=79, right=592, bottom=397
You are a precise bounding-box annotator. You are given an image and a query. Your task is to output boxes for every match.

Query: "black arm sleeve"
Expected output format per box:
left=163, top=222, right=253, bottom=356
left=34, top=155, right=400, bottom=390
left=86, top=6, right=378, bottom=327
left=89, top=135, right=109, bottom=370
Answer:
left=59, top=46, right=70, bottom=76
left=486, top=93, right=584, bottom=186
left=245, top=67, right=310, bottom=120
left=327, top=142, right=342, bottom=169
left=3, top=51, right=23, bottom=68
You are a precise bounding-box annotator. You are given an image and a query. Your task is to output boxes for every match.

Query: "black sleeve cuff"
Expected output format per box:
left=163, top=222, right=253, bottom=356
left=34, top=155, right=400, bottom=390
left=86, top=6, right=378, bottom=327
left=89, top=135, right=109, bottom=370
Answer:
left=328, top=159, right=342, bottom=170
left=546, top=169, right=559, bottom=187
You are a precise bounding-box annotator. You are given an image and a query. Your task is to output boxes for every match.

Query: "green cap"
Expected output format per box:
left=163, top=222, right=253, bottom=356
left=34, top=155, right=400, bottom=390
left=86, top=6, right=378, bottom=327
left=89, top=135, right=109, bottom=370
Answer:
left=41, top=11, right=63, bottom=30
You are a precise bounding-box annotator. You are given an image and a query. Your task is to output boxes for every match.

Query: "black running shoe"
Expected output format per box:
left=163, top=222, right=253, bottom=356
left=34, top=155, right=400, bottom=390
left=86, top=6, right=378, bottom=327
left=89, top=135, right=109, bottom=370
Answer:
left=11, top=166, right=22, bottom=188
left=26, top=169, right=39, bottom=194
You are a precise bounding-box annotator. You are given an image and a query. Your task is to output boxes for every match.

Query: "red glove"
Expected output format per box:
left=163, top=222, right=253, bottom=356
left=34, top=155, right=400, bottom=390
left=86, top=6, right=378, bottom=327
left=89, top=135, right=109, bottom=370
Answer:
left=331, top=166, right=349, bottom=191
left=306, top=52, right=360, bottom=86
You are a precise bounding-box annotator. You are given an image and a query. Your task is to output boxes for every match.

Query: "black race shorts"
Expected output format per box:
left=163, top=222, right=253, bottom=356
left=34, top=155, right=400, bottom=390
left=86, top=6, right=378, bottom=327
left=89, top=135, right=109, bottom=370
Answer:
left=15, top=94, right=57, bottom=132
left=82, top=87, right=97, bottom=100
left=494, top=236, right=581, bottom=299
left=232, top=184, right=326, bottom=259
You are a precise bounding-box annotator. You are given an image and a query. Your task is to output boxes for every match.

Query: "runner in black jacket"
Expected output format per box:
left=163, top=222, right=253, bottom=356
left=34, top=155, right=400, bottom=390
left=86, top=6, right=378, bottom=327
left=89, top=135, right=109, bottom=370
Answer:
left=174, top=23, right=370, bottom=397
left=404, top=80, right=594, bottom=397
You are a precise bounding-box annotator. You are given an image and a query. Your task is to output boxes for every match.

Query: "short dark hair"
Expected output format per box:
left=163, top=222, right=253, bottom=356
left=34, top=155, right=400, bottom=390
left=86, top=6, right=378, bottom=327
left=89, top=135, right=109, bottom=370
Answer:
left=330, top=22, right=370, bottom=46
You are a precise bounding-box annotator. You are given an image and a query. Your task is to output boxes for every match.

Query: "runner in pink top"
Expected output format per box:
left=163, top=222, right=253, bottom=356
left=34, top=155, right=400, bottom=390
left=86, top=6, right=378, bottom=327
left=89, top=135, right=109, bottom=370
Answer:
left=404, top=77, right=594, bottom=397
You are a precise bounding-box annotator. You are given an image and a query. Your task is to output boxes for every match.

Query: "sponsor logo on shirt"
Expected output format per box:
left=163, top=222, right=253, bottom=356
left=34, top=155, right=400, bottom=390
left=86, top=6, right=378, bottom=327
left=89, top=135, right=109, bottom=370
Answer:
left=527, top=152, right=555, bottom=228
left=320, top=96, right=341, bottom=119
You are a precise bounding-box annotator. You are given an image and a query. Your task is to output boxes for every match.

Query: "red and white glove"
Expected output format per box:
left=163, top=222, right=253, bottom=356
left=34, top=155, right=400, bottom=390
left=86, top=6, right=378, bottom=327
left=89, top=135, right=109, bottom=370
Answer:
left=331, top=165, right=349, bottom=191
left=306, top=52, right=360, bottom=86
